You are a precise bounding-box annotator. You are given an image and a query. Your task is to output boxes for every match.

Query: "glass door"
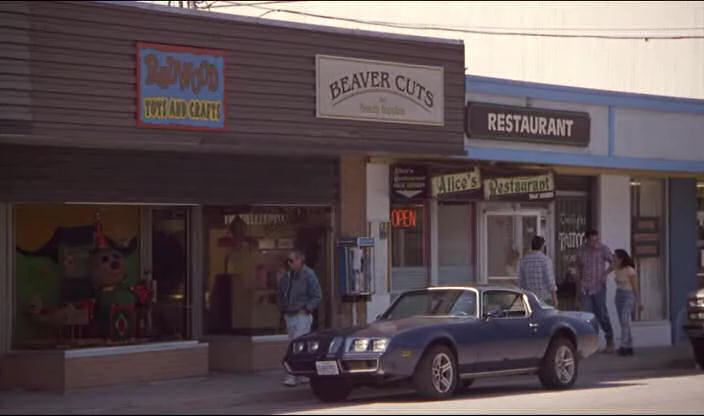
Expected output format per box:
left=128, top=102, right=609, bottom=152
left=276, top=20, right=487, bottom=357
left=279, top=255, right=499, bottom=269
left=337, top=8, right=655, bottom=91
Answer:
left=480, top=209, right=543, bottom=286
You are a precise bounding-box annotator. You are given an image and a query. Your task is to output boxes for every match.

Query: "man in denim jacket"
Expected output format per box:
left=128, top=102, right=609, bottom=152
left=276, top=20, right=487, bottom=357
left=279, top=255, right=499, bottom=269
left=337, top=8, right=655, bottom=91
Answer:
left=278, top=249, right=322, bottom=386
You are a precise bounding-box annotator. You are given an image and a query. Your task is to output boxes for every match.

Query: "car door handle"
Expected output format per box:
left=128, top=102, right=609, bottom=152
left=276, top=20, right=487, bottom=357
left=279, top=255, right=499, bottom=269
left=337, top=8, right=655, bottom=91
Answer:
left=529, top=322, right=539, bottom=328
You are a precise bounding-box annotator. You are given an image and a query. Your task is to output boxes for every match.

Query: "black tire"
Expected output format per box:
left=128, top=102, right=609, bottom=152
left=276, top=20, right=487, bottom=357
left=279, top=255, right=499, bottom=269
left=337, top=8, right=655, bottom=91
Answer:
left=310, top=377, right=352, bottom=402
left=412, top=344, right=459, bottom=399
left=538, top=337, right=579, bottom=390
left=692, top=338, right=704, bottom=369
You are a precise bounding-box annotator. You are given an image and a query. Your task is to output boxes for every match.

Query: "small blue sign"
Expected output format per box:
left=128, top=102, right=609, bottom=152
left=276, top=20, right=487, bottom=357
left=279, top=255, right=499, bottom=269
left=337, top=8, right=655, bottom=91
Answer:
left=137, top=42, right=225, bottom=130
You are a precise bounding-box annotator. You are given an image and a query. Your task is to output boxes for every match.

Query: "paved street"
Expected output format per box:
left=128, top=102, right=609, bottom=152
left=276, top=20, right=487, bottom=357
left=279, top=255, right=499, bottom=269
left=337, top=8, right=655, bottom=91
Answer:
left=278, top=369, right=704, bottom=415
left=0, top=344, right=700, bottom=415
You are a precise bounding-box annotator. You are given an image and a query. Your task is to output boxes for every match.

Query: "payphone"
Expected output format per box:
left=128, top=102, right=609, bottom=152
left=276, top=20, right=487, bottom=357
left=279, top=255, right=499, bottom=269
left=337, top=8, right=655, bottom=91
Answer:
left=337, top=237, right=374, bottom=296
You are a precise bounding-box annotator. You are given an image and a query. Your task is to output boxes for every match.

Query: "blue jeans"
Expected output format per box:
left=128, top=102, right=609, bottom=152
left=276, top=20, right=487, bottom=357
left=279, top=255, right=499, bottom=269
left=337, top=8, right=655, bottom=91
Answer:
left=284, top=313, right=313, bottom=341
left=615, top=289, right=635, bottom=349
left=581, top=287, right=614, bottom=343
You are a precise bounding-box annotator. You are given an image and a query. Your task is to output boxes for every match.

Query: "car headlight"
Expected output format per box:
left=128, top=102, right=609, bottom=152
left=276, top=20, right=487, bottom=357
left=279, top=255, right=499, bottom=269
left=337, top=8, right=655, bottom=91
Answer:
left=293, top=342, right=305, bottom=354
left=689, top=298, right=704, bottom=308
left=308, top=340, right=320, bottom=352
left=372, top=339, right=389, bottom=353
left=352, top=338, right=369, bottom=352
left=689, top=312, right=704, bottom=321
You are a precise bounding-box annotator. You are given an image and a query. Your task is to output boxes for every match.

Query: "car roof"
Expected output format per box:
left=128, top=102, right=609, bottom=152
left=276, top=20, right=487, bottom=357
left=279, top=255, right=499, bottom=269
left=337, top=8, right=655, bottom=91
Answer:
left=424, top=285, right=529, bottom=293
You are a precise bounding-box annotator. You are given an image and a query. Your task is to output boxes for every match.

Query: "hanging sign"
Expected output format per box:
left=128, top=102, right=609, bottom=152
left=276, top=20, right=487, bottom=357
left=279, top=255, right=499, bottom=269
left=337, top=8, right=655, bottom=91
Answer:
left=431, top=168, right=482, bottom=197
left=391, top=165, right=428, bottom=202
left=137, top=42, right=225, bottom=130
left=484, top=172, right=555, bottom=201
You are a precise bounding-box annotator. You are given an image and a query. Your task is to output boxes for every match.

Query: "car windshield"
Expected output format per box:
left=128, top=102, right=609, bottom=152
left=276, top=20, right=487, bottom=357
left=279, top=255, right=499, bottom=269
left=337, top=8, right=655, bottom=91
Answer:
left=381, top=290, right=477, bottom=320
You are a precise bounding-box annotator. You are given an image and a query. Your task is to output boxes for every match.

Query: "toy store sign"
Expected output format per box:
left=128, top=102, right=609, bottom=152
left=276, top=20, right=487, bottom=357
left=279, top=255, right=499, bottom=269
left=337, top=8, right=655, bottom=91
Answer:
left=137, top=42, right=225, bottom=130
left=466, top=102, right=590, bottom=146
left=316, top=55, right=444, bottom=126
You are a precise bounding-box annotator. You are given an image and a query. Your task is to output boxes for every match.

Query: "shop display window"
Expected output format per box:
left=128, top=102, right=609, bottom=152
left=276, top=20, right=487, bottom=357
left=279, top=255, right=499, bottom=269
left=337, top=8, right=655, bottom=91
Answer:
left=202, top=206, right=331, bottom=336
left=630, top=178, right=667, bottom=321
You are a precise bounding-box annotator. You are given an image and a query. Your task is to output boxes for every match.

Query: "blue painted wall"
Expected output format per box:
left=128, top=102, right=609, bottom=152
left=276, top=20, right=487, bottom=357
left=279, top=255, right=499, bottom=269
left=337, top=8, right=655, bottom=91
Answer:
left=669, top=178, right=699, bottom=343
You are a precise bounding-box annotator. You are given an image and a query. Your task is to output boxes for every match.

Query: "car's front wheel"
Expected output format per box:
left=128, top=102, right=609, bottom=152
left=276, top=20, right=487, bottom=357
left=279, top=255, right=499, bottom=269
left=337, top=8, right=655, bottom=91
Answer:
left=310, top=377, right=353, bottom=402
left=412, top=344, right=458, bottom=399
left=538, top=336, right=578, bottom=389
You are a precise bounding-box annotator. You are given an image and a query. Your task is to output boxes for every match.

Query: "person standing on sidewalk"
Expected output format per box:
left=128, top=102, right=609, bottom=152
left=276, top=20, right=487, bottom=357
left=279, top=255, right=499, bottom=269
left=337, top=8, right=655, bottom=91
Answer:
left=613, top=249, right=643, bottom=357
left=278, top=249, right=322, bottom=387
left=576, top=229, right=616, bottom=353
left=517, top=235, right=559, bottom=307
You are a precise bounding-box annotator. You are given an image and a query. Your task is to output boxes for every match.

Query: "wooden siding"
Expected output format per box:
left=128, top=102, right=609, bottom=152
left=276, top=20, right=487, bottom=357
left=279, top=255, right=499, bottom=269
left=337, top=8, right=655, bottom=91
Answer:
left=0, top=144, right=338, bottom=204
left=0, top=1, right=466, bottom=155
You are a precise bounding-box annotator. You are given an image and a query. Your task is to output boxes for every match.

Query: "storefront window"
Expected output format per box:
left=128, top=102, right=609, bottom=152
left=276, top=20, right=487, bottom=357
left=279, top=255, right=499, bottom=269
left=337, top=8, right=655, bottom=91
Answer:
left=630, top=178, right=667, bottom=321
left=390, top=204, right=427, bottom=293
left=438, top=202, right=475, bottom=285
left=485, top=211, right=542, bottom=287
left=13, top=203, right=188, bottom=349
left=202, top=206, right=331, bottom=336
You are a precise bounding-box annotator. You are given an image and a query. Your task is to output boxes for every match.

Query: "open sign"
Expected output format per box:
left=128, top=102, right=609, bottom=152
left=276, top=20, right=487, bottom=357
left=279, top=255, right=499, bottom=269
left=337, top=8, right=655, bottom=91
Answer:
left=391, top=208, right=418, bottom=228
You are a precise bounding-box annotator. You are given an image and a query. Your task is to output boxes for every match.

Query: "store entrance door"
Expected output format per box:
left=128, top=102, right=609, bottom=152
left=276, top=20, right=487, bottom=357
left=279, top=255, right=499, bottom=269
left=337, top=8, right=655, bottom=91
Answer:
left=150, top=207, right=190, bottom=340
left=479, top=205, right=551, bottom=286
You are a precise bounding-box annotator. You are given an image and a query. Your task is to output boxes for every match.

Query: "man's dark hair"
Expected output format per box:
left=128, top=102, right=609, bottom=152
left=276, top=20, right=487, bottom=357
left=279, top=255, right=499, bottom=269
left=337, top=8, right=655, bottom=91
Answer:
left=531, top=235, right=545, bottom=251
left=585, top=229, right=599, bottom=238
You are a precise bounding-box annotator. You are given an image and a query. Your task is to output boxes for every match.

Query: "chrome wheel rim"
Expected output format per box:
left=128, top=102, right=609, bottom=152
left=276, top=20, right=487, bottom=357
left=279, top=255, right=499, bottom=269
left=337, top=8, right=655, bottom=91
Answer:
left=431, top=352, right=454, bottom=393
left=555, top=345, right=575, bottom=384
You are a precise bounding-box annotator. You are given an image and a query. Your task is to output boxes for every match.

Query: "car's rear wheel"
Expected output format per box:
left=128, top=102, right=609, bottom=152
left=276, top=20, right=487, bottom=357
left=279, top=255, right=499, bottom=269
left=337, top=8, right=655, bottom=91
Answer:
left=412, top=344, right=458, bottom=399
left=310, top=377, right=352, bottom=402
left=538, top=336, right=578, bottom=389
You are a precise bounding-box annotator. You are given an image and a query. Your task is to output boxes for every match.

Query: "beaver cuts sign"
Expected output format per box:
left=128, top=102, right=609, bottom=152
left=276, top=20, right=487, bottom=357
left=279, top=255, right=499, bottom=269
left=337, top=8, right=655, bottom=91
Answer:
left=316, top=55, right=444, bottom=126
left=137, top=42, right=225, bottom=130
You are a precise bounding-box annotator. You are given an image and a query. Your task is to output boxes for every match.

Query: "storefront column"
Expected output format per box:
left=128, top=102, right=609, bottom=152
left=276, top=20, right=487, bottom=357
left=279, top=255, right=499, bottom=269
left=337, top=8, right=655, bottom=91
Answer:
left=340, top=155, right=367, bottom=327
left=0, top=203, right=11, bottom=353
left=365, top=163, right=391, bottom=323
left=595, top=174, right=631, bottom=347
left=668, top=178, right=698, bottom=343
left=190, top=206, right=204, bottom=339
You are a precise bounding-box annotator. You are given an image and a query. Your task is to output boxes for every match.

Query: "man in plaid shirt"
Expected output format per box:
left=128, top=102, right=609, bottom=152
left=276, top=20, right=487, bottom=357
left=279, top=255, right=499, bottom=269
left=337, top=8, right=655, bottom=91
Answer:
left=518, top=235, right=558, bottom=307
left=576, top=229, right=615, bottom=353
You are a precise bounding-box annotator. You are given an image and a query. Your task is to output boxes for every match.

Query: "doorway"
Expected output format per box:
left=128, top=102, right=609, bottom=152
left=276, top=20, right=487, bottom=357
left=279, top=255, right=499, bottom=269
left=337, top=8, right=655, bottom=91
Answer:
left=479, top=204, right=552, bottom=286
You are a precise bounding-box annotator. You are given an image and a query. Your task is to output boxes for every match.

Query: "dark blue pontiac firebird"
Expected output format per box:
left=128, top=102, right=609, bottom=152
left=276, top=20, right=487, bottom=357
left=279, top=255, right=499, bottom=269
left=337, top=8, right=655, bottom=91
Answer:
left=283, top=285, right=599, bottom=402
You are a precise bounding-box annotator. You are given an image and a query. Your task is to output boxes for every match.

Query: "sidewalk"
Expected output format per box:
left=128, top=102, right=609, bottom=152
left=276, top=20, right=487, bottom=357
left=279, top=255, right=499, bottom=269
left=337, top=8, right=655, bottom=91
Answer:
left=0, top=343, right=698, bottom=414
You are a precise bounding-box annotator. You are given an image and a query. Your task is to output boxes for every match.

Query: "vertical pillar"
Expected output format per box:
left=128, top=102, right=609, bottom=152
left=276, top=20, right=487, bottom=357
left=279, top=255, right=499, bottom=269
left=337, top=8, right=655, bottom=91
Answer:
left=0, top=203, right=11, bottom=353
left=366, top=163, right=390, bottom=322
left=668, top=178, right=698, bottom=343
left=339, top=155, right=367, bottom=327
left=190, top=205, right=204, bottom=340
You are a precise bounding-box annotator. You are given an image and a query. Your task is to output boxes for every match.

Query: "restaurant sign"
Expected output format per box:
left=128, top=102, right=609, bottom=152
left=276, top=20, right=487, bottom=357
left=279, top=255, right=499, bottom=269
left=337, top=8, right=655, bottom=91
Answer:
left=466, top=102, right=590, bottom=146
left=431, top=168, right=481, bottom=197
left=484, top=172, right=555, bottom=201
left=137, top=42, right=225, bottom=130
left=316, top=55, right=444, bottom=126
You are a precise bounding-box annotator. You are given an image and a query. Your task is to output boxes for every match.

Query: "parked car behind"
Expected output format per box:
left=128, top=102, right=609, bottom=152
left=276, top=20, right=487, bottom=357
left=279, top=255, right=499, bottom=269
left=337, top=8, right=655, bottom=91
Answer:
left=683, top=286, right=704, bottom=369
left=283, top=285, right=599, bottom=402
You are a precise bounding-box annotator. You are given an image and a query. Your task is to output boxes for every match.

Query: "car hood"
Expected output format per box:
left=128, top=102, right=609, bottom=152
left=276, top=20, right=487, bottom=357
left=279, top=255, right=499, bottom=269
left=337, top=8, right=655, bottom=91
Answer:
left=302, top=316, right=454, bottom=340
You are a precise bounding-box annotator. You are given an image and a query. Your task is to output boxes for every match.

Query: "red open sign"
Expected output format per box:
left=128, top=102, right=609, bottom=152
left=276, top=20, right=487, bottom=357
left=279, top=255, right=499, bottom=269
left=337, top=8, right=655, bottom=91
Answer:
left=391, top=208, right=417, bottom=228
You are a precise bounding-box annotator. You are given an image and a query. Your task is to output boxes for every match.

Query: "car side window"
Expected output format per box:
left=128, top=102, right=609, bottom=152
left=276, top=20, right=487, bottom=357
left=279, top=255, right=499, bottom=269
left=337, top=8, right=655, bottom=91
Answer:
left=449, top=291, right=477, bottom=317
left=483, top=290, right=528, bottom=318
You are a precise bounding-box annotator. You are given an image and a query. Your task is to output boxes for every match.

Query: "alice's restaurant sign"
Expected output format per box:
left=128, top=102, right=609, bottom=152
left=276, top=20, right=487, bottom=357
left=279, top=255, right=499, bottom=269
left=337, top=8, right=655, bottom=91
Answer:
left=484, top=172, right=555, bottom=201
left=137, top=42, right=225, bottom=130
left=316, top=55, right=444, bottom=126
left=431, top=168, right=481, bottom=197
left=466, top=102, right=590, bottom=146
